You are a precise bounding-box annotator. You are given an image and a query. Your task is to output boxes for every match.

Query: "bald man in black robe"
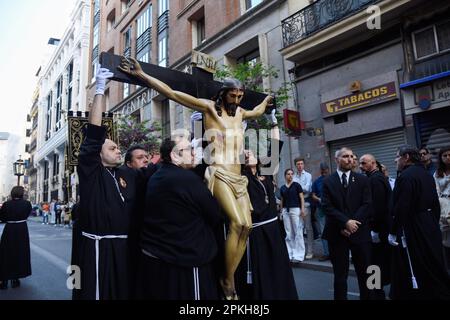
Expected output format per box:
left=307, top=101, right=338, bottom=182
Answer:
left=74, top=67, right=156, bottom=300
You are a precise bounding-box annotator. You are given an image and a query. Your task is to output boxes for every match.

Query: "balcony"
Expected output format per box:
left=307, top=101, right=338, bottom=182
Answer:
left=282, top=0, right=379, bottom=48
left=280, top=0, right=416, bottom=63
left=158, top=10, right=169, bottom=34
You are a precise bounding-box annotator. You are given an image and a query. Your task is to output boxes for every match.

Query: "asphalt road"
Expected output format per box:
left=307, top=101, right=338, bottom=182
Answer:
left=0, top=218, right=365, bottom=300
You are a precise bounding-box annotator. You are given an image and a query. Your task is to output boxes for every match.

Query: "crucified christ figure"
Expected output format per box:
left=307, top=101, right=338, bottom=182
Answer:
left=119, top=57, right=273, bottom=300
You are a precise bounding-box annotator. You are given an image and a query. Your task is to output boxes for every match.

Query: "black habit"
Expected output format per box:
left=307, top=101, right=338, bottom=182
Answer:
left=390, top=163, right=450, bottom=300
left=236, top=171, right=298, bottom=300
left=366, top=169, right=392, bottom=291
left=0, top=199, right=32, bottom=281
left=138, top=163, right=222, bottom=300
left=75, top=124, right=155, bottom=300
left=322, top=171, right=373, bottom=300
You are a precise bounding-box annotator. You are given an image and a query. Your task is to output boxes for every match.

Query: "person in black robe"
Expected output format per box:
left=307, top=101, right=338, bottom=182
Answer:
left=137, top=137, right=222, bottom=300
left=235, top=113, right=298, bottom=300
left=359, top=154, right=392, bottom=299
left=122, top=145, right=158, bottom=299
left=74, top=67, right=156, bottom=300
left=389, top=145, right=450, bottom=300
left=0, top=186, right=32, bottom=289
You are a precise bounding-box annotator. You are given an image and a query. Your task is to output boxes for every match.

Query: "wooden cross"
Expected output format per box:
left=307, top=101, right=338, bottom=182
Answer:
left=100, top=52, right=273, bottom=110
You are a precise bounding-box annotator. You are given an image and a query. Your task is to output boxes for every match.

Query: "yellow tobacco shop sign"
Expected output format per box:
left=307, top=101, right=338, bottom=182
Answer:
left=321, top=82, right=397, bottom=118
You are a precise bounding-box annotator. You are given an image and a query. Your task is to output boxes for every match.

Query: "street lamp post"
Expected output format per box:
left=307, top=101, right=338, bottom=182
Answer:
left=13, top=156, right=25, bottom=186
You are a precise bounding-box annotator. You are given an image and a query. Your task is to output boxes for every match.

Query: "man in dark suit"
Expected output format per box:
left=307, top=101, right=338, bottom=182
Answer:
left=322, top=147, right=373, bottom=300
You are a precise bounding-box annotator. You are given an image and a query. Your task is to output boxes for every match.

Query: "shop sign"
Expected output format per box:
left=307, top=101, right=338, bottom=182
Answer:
left=434, top=78, right=450, bottom=102
left=321, top=82, right=397, bottom=118
left=283, top=109, right=302, bottom=135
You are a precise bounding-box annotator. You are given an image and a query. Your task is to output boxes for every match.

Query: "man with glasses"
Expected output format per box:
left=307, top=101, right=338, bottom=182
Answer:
left=419, top=147, right=437, bottom=176
left=137, top=137, right=223, bottom=299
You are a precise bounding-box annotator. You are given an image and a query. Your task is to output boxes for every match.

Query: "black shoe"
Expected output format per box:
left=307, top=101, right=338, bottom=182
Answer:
left=0, top=281, right=7, bottom=290
left=11, top=279, right=20, bottom=288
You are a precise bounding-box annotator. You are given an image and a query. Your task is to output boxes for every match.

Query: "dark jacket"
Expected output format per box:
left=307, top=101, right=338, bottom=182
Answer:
left=322, top=171, right=373, bottom=243
left=390, top=163, right=450, bottom=300
left=141, top=163, right=222, bottom=267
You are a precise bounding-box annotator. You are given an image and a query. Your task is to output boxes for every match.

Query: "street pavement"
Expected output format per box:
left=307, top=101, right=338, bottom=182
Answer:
left=0, top=217, right=365, bottom=300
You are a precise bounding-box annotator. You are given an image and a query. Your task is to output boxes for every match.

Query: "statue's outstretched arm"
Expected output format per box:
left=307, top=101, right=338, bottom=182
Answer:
left=242, top=95, right=273, bottom=120
left=119, top=57, right=211, bottom=114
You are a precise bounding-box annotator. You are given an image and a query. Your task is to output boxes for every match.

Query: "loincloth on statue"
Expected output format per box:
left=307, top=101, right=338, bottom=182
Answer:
left=205, top=166, right=253, bottom=212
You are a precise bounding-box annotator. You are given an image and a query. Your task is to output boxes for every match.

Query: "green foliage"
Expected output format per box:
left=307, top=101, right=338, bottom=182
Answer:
left=117, top=115, right=162, bottom=155
left=215, top=62, right=293, bottom=131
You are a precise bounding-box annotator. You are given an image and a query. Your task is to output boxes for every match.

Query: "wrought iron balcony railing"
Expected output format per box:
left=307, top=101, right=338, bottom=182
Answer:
left=282, top=0, right=380, bottom=48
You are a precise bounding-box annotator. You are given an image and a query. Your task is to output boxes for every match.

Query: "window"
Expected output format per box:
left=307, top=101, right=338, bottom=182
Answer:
left=123, top=83, right=130, bottom=99
left=136, top=5, right=152, bottom=63
left=55, top=77, right=63, bottom=129
left=161, top=100, right=170, bottom=138
left=413, top=21, right=450, bottom=60
left=437, top=21, right=450, bottom=51
left=44, top=161, right=49, bottom=180
left=91, top=23, right=100, bottom=82
left=67, top=62, right=73, bottom=111
left=123, top=27, right=132, bottom=58
left=245, top=0, right=262, bottom=10
left=46, top=92, right=52, bottom=141
left=237, top=48, right=260, bottom=65
left=195, top=16, right=205, bottom=47
left=158, top=35, right=168, bottom=67
left=107, top=9, right=116, bottom=32
left=159, top=0, right=168, bottom=16
left=94, top=0, right=100, bottom=14
left=53, top=154, right=59, bottom=176
left=121, top=0, right=131, bottom=14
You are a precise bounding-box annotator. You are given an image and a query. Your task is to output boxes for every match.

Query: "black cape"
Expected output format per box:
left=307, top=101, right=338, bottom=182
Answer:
left=390, top=163, right=450, bottom=300
left=235, top=172, right=298, bottom=300
left=138, top=163, right=222, bottom=299
left=367, top=170, right=392, bottom=286
left=0, top=199, right=32, bottom=280
left=75, top=124, right=155, bottom=300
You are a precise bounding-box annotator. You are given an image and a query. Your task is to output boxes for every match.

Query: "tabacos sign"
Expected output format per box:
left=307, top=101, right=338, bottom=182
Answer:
left=321, top=82, right=397, bottom=118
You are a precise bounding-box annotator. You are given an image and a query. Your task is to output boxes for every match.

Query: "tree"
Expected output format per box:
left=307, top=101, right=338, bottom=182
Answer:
left=117, top=115, right=162, bottom=156
left=215, top=62, right=293, bottom=132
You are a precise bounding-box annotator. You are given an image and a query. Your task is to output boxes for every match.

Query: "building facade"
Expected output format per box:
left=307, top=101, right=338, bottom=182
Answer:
left=399, top=0, right=450, bottom=159
left=35, top=0, right=91, bottom=204
left=87, top=0, right=292, bottom=166
left=279, top=0, right=447, bottom=177
left=86, top=0, right=168, bottom=139
left=25, top=87, right=40, bottom=204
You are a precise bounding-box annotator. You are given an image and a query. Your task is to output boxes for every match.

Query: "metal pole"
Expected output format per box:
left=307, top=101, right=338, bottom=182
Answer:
left=17, top=175, right=20, bottom=186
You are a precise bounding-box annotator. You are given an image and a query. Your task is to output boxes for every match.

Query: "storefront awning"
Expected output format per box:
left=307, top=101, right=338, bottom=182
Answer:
left=400, top=70, right=450, bottom=89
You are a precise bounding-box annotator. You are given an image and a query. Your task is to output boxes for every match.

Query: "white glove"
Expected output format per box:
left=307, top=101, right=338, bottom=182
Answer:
left=371, top=231, right=381, bottom=243
left=388, top=234, right=398, bottom=246
left=242, top=120, right=248, bottom=131
left=190, top=111, right=203, bottom=122
left=265, top=109, right=277, bottom=125
left=95, top=65, right=114, bottom=95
